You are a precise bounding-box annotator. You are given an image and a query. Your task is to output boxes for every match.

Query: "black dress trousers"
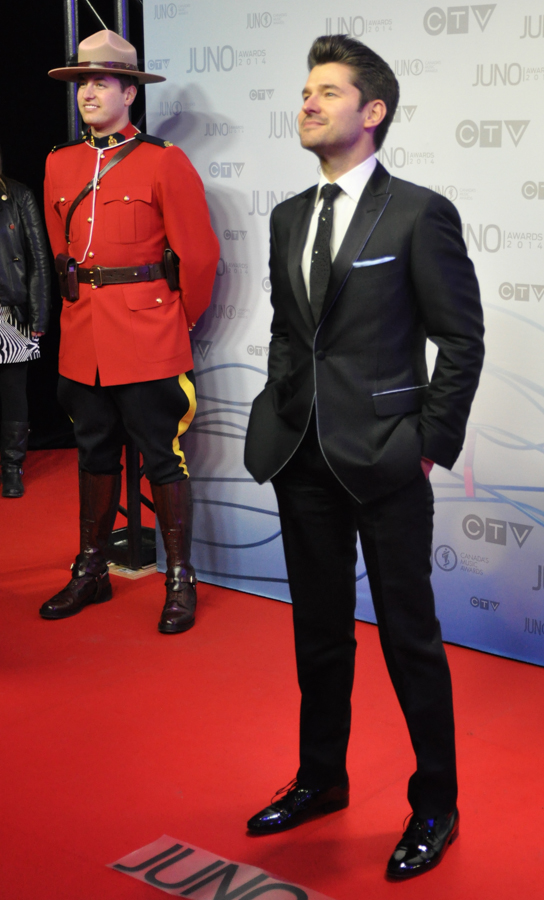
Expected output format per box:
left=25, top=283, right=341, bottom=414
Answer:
left=272, top=415, right=457, bottom=818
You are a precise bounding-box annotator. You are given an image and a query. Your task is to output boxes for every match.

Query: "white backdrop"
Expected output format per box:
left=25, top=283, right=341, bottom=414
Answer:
left=145, top=0, right=544, bottom=666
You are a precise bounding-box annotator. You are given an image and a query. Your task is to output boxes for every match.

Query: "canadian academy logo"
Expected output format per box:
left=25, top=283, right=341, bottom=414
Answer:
left=434, top=545, right=458, bottom=571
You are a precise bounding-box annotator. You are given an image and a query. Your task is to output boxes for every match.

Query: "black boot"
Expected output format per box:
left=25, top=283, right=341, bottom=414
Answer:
left=1, top=421, right=29, bottom=498
left=151, top=479, right=197, bottom=634
left=39, top=470, right=121, bottom=619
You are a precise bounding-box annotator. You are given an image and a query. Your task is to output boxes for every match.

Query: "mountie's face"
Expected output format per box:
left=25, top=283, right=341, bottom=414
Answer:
left=298, top=62, right=385, bottom=160
left=77, top=74, right=136, bottom=136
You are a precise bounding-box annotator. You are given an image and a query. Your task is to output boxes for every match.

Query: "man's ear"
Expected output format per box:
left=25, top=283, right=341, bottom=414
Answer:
left=362, top=98, right=387, bottom=131
left=125, top=85, right=138, bottom=107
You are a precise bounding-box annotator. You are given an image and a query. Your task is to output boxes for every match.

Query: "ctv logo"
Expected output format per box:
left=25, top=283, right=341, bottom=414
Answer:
left=223, top=230, right=247, bottom=241
left=456, top=120, right=529, bottom=147
left=192, top=340, right=212, bottom=361
left=470, top=596, right=500, bottom=611
left=522, top=181, right=544, bottom=200
left=462, top=514, right=533, bottom=547
left=249, top=89, right=274, bottom=100
left=424, top=5, right=497, bottom=34
left=499, top=283, right=544, bottom=302
left=209, top=162, right=245, bottom=178
left=392, top=106, right=418, bottom=123
left=247, top=345, right=269, bottom=357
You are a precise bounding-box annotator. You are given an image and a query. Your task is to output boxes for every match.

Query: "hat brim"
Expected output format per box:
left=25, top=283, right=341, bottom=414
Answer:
left=48, top=65, right=166, bottom=85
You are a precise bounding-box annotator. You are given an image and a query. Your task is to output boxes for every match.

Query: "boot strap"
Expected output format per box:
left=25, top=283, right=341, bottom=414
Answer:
left=166, top=570, right=197, bottom=590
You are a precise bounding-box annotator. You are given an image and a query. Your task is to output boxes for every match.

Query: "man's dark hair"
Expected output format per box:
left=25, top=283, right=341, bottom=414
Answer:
left=115, top=74, right=139, bottom=92
left=307, top=35, right=399, bottom=150
left=76, top=72, right=139, bottom=92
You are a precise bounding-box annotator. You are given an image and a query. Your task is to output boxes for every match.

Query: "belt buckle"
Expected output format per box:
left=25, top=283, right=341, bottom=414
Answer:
left=89, top=266, right=103, bottom=288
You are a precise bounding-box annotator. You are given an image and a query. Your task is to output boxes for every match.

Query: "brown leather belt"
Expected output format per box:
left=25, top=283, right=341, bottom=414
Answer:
left=77, top=262, right=166, bottom=288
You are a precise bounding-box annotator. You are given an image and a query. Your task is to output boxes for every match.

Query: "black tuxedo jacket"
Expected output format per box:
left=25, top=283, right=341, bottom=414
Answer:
left=244, top=162, right=484, bottom=502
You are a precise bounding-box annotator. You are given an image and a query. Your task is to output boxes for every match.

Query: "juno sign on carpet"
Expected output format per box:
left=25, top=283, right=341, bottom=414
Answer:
left=110, top=834, right=335, bottom=899
left=145, top=1, right=544, bottom=666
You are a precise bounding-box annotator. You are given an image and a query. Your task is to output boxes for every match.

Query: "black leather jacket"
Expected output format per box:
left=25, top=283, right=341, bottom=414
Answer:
left=0, top=177, right=50, bottom=332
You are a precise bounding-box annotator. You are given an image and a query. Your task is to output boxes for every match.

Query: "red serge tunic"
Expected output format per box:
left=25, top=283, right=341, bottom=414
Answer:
left=44, top=123, right=219, bottom=386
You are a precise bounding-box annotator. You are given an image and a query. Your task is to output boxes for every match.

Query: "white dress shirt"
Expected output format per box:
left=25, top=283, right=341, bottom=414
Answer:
left=301, top=154, right=377, bottom=299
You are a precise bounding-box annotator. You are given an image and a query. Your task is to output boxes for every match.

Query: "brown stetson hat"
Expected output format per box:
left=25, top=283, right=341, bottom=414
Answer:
left=48, top=29, right=165, bottom=85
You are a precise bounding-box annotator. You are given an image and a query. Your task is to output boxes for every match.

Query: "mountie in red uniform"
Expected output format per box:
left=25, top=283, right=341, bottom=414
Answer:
left=44, top=122, right=218, bottom=386
left=39, top=29, right=219, bottom=633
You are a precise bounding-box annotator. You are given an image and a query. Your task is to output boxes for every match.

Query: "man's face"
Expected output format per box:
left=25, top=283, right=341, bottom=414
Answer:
left=77, top=74, right=135, bottom=135
left=298, top=62, right=370, bottom=158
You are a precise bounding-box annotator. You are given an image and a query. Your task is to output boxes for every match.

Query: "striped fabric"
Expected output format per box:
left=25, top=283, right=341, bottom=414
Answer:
left=0, top=306, right=40, bottom=364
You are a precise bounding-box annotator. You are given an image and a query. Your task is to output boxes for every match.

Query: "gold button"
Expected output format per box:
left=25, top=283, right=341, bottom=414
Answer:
left=156, top=298, right=163, bottom=304
left=189, top=326, right=193, bottom=331
left=92, top=285, right=97, bottom=290
left=96, top=185, right=100, bottom=190
left=60, top=197, right=65, bottom=202
left=87, top=217, right=92, bottom=223
left=100, top=153, right=105, bottom=159
left=89, top=252, right=95, bottom=258
left=124, top=195, right=130, bottom=201
left=1, top=194, right=7, bottom=201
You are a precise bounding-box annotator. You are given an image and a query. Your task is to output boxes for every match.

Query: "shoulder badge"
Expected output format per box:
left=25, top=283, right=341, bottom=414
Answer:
left=51, top=136, right=86, bottom=153
left=135, top=133, right=174, bottom=148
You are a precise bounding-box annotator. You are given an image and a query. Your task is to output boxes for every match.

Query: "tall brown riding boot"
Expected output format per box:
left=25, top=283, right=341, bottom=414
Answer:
left=151, top=478, right=197, bottom=634
left=1, top=421, right=29, bottom=498
left=39, top=469, right=121, bottom=619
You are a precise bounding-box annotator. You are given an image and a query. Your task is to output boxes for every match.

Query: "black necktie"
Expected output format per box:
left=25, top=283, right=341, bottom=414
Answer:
left=309, top=182, right=343, bottom=324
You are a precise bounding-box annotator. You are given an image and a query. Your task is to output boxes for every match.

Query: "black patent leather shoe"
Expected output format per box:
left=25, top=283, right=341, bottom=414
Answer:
left=247, top=779, right=349, bottom=835
left=386, top=808, right=459, bottom=880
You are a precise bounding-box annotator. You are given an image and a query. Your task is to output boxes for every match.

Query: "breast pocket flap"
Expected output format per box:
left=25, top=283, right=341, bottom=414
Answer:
left=101, top=184, right=153, bottom=205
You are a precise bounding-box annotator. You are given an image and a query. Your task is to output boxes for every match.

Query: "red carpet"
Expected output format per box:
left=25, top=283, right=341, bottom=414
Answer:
left=1, top=449, right=544, bottom=899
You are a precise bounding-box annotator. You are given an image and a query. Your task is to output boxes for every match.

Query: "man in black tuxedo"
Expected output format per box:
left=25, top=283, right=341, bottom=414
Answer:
left=244, top=35, right=484, bottom=879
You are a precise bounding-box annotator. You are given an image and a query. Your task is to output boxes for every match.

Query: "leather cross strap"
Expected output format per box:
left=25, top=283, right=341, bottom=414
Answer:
left=77, top=262, right=166, bottom=287
left=64, top=138, right=140, bottom=243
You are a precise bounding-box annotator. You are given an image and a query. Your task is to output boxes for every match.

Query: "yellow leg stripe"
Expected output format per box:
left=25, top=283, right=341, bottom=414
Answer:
left=172, top=373, right=197, bottom=476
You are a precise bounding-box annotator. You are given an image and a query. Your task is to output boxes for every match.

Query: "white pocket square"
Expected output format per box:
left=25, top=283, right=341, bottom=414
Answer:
left=352, top=256, right=396, bottom=268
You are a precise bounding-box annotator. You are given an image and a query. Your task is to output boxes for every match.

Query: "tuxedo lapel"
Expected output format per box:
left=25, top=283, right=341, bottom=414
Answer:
left=287, top=187, right=317, bottom=331
left=319, top=162, right=392, bottom=324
